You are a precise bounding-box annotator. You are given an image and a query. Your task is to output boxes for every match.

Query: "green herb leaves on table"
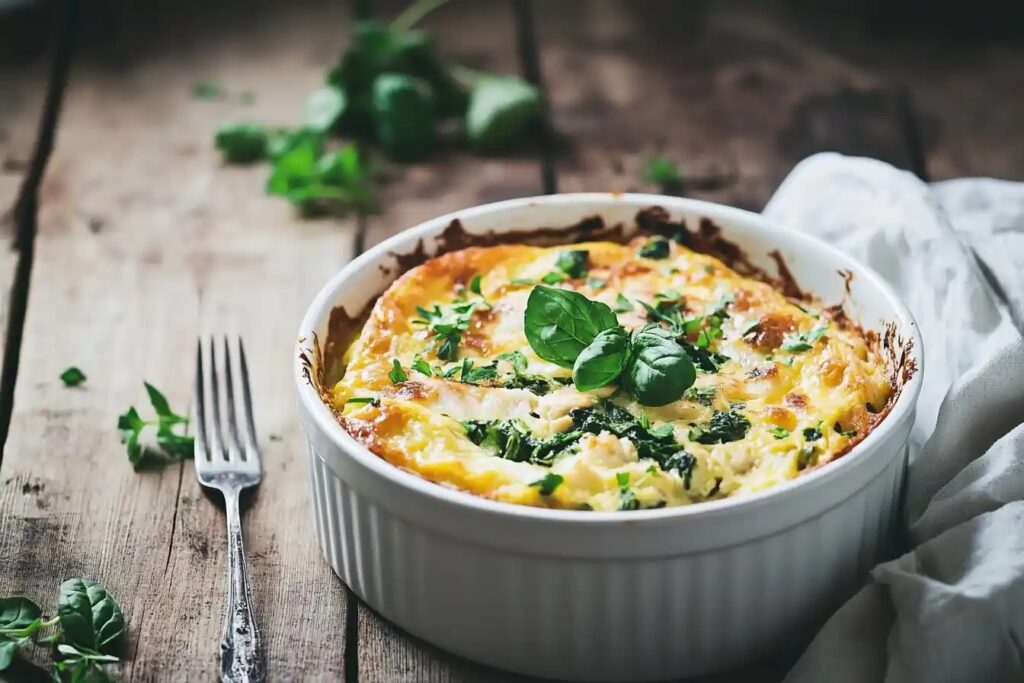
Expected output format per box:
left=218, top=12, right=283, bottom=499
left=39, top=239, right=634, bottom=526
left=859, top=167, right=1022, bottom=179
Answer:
left=117, top=382, right=194, bottom=469
left=0, top=579, right=124, bottom=681
left=641, top=155, right=684, bottom=194
left=60, top=367, right=87, bottom=387
left=524, top=286, right=696, bottom=406
left=213, top=0, right=541, bottom=215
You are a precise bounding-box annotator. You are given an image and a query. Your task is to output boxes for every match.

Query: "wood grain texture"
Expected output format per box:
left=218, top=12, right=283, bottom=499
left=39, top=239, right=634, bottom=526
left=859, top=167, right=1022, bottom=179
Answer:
left=0, top=1, right=356, bottom=678
left=536, top=0, right=917, bottom=210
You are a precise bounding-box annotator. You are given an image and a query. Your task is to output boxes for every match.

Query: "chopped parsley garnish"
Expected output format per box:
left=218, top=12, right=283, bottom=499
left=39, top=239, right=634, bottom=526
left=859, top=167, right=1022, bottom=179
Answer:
left=771, top=427, right=790, bottom=439
left=459, top=358, right=498, bottom=384
left=388, top=359, right=408, bottom=383
left=803, top=424, right=823, bottom=441
left=346, top=396, right=380, bottom=406
left=613, top=294, right=634, bottom=313
left=683, top=385, right=717, bottom=406
left=797, top=445, right=818, bottom=470
left=411, top=355, right=432, bottom=376
left=555, top=250, right=589, bottom=279
left=616, top=472, right=640, bottom=511
left=640, top=299, right=686, bottom=334
left=834, top=422, right=857, bottom=438
left=683, top=344, right=731, bottom=374
left=587, top=277, right=606, bottom=290
left=510, top=277, right=535, bottom=286
left=638, top=236, right=670, bottom=259
left=469, top=274, right=483, bottom=295
left=412, top=298, right=480, bottom=361
left=782, top=324, right=828, bottom=352
left=60, top=366, right=86, bottom=387
left=688, top=410, right=751, bottom=445
left=529, top=472, right=564, bottom=496
left=541, top=271, right=567, bottom=284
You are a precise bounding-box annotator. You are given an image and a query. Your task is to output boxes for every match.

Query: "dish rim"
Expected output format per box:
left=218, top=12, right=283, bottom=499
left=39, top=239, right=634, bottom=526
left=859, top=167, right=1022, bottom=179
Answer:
left=295, top=192, right=924, bottom=524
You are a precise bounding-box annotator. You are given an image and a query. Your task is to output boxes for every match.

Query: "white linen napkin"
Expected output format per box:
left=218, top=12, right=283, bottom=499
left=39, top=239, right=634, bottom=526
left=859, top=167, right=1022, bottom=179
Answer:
left=762, top=154, right=1024, bottom=683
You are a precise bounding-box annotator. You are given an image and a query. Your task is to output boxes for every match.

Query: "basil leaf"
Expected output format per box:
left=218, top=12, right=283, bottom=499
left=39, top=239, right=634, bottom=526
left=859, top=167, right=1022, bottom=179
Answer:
left=624, top=324, right=695, bottom=406
left=214, top=124, right=268, bottom=164
left=465, top=76, right=541, bottom=152
left=60, top=367, right=87, bottom=387
left=572, top=327, right=629, bottom=392
left=303, top=86, right=347, bottom=133
left=58, top=579, right=125, bottom=653
left=523, top=286, right=619, bottom=368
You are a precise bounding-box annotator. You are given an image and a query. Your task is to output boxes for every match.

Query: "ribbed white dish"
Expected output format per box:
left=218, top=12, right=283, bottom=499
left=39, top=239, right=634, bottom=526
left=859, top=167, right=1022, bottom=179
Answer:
left=296, top=194, right=923, bottom=681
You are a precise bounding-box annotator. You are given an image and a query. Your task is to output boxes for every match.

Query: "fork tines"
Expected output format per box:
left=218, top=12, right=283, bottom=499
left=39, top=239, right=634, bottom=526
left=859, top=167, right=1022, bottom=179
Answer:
left=194, top=337, right=262, bottom=477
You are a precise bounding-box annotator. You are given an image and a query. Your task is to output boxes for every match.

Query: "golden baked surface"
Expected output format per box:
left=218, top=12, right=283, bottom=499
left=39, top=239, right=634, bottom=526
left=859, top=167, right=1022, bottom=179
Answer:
left=326, top=237, right=893, bottom=511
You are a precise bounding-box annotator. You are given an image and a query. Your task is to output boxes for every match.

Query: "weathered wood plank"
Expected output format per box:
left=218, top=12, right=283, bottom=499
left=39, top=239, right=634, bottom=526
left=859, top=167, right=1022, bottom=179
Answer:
left=0, top=2, right=358, bottom=678
left=0, top=2, right=59, bottom=445
left=355, top=0, right=545, bottom=679
left=536, top=0, right=917, bottom=210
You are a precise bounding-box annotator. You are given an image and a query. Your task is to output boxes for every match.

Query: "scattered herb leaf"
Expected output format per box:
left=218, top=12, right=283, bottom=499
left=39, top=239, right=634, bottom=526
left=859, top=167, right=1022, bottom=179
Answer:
left=389, top=359, right=408, bottom=383
left=60, top=367, right=86, bottom=387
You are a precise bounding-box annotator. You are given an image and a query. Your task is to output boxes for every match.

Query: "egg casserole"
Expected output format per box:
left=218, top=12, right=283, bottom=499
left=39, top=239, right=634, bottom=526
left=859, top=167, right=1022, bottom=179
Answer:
left=325, top=235, right=893, bottom=511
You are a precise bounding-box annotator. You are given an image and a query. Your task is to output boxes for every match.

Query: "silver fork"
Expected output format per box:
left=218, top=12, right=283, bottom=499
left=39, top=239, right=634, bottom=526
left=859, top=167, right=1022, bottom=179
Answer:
left=194, top=337, right=266, bottom=683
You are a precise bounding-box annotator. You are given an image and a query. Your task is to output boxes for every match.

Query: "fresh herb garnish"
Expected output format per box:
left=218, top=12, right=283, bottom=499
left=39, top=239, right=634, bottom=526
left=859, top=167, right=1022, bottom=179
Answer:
left=638, top=237, right=670, bottom=259
left=412, top=298, right=480, bottom=361
left=214, top=124, right=269, bottom=164
left=59, top=367, right=86, bottom=387
left=346, top=396, right=381, bottom=406
left=688, top=410, right=751, bottom=444
left=529, top=472, right=564, bottom=496
left=613, top=294, right=634, bottom=313
left=803, top=424, right=823, bottom=441
left=468, top=274, right=483, bottom=296
left=771, top=427, right=790, bottom=439
left=411, top=355, right=433, bottom=376
left=683, top=385, right=716, bottom=406
left=782, top=324, right=828, bottom=352
left=572, top=327, right=629, bottom=392
left=642, top=156, right=684, bottom=194
left=0, top=579, right=124, bottom=680
left=524, top=286, right=695, bottom=405
left=797, top=445, right=818, bottom=470
left=389, top=359, right=408, bottom=383
left=683, top=344, right=731, bottom=373
left=496, top=351, right=552, bottom=395
left=616, top=472, right=640, bottom=511
left=117, top=383, right=194, bottom=469
left=554, top=250, right=589, bottom=279
left=459, top=358, right=498, bottom=384
left=541, top=271, right=566, bottom=284
left=587, top=277, right=606, bottom=290
left=464, top=74, right=542, bottom=151
left=834, top=422, right=857, bottom=438
left=641, top=299, right=686, bottom=334
left=265, top=140, right=375, bottom=216
left=463, top=418, right=582, bottom=465
left=570, top=403, right=692, bottom=480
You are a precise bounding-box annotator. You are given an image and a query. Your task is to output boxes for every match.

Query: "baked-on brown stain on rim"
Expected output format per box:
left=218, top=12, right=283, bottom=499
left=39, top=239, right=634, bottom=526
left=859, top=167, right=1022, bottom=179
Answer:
left=307, top=205, right=918, bottom=474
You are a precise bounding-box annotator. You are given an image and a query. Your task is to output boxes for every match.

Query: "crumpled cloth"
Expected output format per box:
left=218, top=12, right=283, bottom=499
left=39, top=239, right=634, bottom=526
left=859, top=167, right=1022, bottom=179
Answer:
left=761, top=154, right=1024, bottom=683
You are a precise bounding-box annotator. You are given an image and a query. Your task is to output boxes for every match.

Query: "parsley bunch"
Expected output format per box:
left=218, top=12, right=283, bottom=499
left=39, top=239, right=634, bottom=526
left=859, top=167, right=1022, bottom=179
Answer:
left=117, top=383, right=194, bottom=469
left=214, top=0, right=541, bottom=215
left=0, top=579, right=125, bottom=681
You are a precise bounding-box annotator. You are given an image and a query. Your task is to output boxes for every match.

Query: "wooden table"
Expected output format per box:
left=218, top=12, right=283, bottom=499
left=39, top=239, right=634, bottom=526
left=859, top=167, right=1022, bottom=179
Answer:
left=1, top=1, right=1021, bottom=680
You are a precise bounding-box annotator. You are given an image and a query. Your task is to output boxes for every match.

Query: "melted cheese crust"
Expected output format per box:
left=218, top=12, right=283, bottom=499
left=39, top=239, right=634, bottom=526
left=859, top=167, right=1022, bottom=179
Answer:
left=328, top=238, right=893, bottom=511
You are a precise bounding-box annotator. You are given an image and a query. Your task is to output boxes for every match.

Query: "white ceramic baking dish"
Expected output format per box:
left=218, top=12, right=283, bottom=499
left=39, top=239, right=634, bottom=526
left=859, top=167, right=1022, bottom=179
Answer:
left=294, top=194, right=923, bottom=682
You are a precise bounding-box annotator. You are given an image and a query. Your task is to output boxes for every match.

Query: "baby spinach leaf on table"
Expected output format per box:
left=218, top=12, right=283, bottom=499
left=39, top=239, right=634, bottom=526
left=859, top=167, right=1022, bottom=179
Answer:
left=529, top=472, right=564, bottom=496
left=0, top=597, right=42, bottom=633
left=266, top=140, right=375, bottom=216
left=60, top=367, right=86, bottom=387
left=573, top=327, right=629, bottom=392
left=214, top=124, right=268, bottom=164
left=372, top=72, right=436, bottom=161
left=623, top=325, right=695, bottom=406
left=465, top=76, right=541, bottom=152
left=523, top=286, right=619, bottom=368
left=57, top=580, right=124, bottom=654
left=302, top=86, right=347, bottom=133
left=689, top=409, right=751, bottom=445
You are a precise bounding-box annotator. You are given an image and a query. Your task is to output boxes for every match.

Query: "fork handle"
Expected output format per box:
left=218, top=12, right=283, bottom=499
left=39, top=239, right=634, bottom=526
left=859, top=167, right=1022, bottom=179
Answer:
left=220, top=489, right=266, bottom=683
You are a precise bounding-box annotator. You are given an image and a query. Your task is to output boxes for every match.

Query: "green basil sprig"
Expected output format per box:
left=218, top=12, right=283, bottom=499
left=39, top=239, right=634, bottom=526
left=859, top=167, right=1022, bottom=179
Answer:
left=524, top=286, right=695, bottom=405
